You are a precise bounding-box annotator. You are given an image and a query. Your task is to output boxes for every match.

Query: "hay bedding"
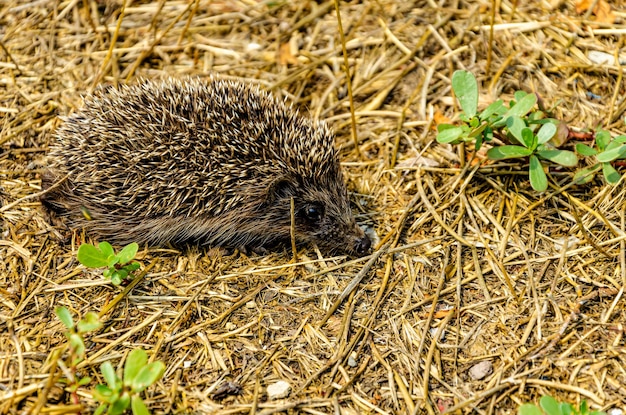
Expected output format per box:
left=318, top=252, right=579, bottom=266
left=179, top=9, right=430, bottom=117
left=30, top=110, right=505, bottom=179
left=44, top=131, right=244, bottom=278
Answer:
left=1, top=0, right=625, bottom=413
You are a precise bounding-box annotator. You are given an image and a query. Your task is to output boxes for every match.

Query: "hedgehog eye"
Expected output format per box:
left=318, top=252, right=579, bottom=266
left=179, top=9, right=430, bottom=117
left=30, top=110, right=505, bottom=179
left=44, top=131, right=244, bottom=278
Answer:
left=302, top=204, right=324, bottom=223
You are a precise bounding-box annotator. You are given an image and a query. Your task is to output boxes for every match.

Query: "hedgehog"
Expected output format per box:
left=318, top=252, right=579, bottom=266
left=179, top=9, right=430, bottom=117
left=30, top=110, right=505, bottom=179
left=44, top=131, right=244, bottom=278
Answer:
left=42, top=76, right=371, bottom=256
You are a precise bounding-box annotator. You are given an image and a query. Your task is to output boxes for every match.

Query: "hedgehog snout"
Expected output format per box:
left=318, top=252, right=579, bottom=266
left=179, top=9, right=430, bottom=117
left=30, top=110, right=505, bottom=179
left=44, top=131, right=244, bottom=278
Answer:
left=354, top=233, right=371, bottom=256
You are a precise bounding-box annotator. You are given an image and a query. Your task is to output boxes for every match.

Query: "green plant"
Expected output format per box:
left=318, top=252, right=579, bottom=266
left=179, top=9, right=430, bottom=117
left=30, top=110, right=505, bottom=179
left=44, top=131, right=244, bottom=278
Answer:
left=486, top=112, right=577, bottom=191
left=574, top=129, right=626, bottom=184
left=93, top=349, right=165, bottom=415
left=437, top=70, right=577, bottom=192
left=55, top=306, right=103, bottom=403
left=519, top=395, right=606, bottom=415
left=77, top=242, right=140, bottom=285
left=53, top=246, right=164, bottom=414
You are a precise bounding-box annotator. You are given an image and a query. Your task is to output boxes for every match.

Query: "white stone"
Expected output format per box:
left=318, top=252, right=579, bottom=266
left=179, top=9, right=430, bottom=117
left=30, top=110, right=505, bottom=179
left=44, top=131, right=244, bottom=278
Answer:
left=267, top=380, right=291, bottom=400
left=469, top=360, right=493, bottom=380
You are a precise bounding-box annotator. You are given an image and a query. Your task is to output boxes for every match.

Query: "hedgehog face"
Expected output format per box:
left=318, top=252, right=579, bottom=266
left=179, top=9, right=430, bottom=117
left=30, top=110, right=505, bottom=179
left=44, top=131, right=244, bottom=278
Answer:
left=262, top=177, right=371, bottom=256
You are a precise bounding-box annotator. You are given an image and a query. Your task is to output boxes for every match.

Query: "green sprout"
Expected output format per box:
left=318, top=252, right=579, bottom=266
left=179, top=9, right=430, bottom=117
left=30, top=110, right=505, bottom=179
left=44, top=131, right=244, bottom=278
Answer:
left=77, top=242, right=140, bottom=285
left=486, top=111, right=577, bottom=192
left=574, top=129, right=626, bottom=185
left=55, top=306, right=103, bottom=403
left=93, top=349, right=165, bottom=415
left=519, top=395, right=605, bottom=415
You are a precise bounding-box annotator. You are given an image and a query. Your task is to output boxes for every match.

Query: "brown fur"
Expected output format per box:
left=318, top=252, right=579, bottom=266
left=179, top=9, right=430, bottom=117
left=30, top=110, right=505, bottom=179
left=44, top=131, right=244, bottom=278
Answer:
left=42, top=76, right=371, bottom=256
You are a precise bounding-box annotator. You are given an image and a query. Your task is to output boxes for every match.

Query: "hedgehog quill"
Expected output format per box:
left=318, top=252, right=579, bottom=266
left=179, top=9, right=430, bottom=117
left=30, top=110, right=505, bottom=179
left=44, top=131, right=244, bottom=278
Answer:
left=42, top=76, right=371, bottom=256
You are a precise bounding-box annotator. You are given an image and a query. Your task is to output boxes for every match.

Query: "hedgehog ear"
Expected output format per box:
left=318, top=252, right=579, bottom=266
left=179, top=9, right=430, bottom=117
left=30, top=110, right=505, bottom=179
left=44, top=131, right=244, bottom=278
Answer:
left=265, top=176, right=297, bottom=204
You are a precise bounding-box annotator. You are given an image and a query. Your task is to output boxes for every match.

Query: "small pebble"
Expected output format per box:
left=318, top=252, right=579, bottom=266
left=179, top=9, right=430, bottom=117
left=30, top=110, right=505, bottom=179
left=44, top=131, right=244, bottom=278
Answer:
left=587, top=50, right=626, bottom=66
left=468, top=360, right=493, bottom=380
left=608, top=409, right=623, bottom=415
left=246, top=42, right=262, bottom=52
left=267, top=380, right=291, bottom=400
left=278, top=21, right=290, bottom=32
left=347, top=352, right=358, bottom=367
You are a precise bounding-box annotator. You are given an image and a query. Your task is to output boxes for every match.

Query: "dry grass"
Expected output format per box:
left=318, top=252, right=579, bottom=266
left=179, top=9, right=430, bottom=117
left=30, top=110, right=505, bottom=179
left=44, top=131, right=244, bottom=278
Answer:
left=2, top=0, right=626, bottom=413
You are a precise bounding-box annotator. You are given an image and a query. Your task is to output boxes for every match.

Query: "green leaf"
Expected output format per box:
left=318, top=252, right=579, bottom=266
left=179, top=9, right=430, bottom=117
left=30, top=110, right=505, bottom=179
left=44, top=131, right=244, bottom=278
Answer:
left=94, top=241, right=118, bottom=268
left=117, top=243, right=139, bottom=264
left=540, top=395, right=561, bottom=415
left=98, top=242, right=115, bottom=259
left=94, top=403, right=107, bottom=415
left=487, top=145, right=533, bottom=160
left=521, top=128, right=536, bottom=150
left=77, top=312, right=102, bottom=333
left=69, top=333, right=85, bottom=362
left=605, top=139, right=626, bottom=153
left=536, top=122, right=557, bottom=145
left=77, top=376, right=92, bottom=386
left=55, top=306, right=74, bottom=330
left=579, top=401, right=589, bottom=415
left=126, top=263, right=141, bottom=272
left=596, top=129, right=611, bottom=151
left=481, top=129, right=493, bottom=148
left=124, top=349, right=149, bottom=387
left=575, top=143, right=597, bottom=156
left=475, top=134, right=483, bottom=151
left=506, top=92, right=537, bottom=118
left=131, top=362, right=165, bottom=394
left=527, top=110, right=545, bottom=124
left=529, top=155, right=547, bottom=192
left=536, top=150, right=578, bottom=167
left=131, top=396, right=150, bottom=415
left=110, top=392, right=131, bottom=415
left=614, top=135, right=626, bottom=144
left=597, top=144, right=626, bottom=162
left=560, top=402, right=574, bottom=415
left=506, top=116, right=526, bottom=144
left=494, top=93, right=537, bottom=129
left=437, top=125, right=465, bottom=144
left=518, top=403, right=544, bottom=415
left=452, top=70, right=478, bottom=117
left=602, top=162, right=621, bottom=184
left=93, top=384, right=115, bottom=404
left=573, top=164, right=601, bottom=184
left=479, top=99, right=506, bottom=120
left=100, top=361, right=119, bottom=391
left=111, top=272, right=123, bottom=286
left=77, top=244, right=109, bottom=268
left=513, top=90, right=528, bottom=102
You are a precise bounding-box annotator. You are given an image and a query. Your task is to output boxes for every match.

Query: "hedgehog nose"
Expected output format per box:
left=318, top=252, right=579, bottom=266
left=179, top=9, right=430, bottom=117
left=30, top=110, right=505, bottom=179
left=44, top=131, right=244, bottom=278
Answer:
left=354, top=234, right=371, bottom=256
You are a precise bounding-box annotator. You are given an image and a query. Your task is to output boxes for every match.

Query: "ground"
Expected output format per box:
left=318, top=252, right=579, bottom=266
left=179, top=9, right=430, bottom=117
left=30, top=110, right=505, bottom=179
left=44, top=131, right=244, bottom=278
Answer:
left=1, top=0, right=626, bottom=414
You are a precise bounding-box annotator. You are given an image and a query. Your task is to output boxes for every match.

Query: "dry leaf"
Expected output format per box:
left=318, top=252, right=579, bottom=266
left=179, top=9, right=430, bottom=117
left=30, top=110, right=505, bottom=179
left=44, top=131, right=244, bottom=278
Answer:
left=278, top=42, right=299, bottom=65
left=575, top=0, right=615, bottom=24
left=433, top=109, right=452, bottom=126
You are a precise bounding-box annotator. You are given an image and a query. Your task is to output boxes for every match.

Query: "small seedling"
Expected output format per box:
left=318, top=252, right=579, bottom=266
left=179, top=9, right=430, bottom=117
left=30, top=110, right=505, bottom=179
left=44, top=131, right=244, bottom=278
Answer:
left=77, top=242, right=140, bottom=285
left=93, top=349, right=165, bottom=415
left=574, top=129, right=626, bottom=184
left=436, top=71, right=544, bottom=151
left=518, top=395, right=606, bottom=415
left=55, top=306, right=103, bottom=403
left=486, top=110, right=577, bottom=191
left=437, top=70, right=577, bottom=192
